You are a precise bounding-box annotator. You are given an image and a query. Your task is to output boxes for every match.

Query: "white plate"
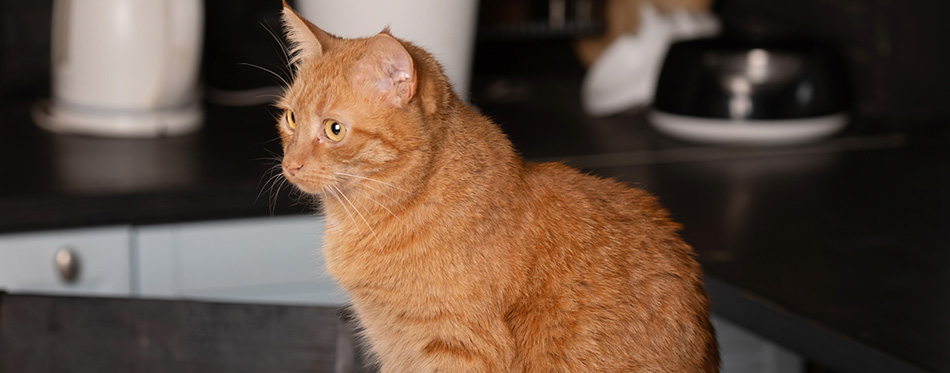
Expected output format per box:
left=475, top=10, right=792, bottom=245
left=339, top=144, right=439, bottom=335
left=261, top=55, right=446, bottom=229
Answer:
left=649, top=110, right=848, bottom=145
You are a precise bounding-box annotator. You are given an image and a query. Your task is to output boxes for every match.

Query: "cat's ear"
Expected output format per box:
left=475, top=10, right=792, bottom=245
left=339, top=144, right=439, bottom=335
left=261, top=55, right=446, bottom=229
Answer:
left=281, top=1, right=337, bottom=65
left=354, top=33, right=417, bottom=108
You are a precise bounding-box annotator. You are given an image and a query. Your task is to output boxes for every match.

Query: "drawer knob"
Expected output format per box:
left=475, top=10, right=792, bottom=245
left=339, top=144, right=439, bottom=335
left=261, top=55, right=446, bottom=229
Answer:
left=55, top=247, right=80, bottom=282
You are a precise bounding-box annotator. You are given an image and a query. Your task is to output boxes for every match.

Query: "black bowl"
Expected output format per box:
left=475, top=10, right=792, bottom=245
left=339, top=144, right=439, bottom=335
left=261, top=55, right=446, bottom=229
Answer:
left=650, top=38, right=850, bottom=144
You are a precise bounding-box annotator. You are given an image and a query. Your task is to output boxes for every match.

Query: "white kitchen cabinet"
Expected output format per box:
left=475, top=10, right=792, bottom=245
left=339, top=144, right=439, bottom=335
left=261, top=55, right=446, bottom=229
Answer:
left=0, top=225, right=132, bottom=297
left=134, top=215, right=347, bottom=306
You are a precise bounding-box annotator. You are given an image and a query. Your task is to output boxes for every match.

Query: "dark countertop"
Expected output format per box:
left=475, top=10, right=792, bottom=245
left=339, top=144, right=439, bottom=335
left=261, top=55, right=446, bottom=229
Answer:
left=0, top=102, right=308, bottom=234
left=477, top=72, right=950, bottom=373
left=2, top=69, right=949, bottom=372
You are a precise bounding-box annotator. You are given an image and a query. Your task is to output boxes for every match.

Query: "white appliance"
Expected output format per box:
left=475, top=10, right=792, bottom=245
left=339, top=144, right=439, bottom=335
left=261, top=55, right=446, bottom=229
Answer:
left=35, top=0, right=204, bottom=137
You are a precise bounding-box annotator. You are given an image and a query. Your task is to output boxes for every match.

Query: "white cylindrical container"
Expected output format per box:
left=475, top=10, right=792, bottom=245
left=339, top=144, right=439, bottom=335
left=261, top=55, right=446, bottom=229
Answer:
left=39, top=0, right=204, bottom=137
left=297, top=0, right=479, bottom=101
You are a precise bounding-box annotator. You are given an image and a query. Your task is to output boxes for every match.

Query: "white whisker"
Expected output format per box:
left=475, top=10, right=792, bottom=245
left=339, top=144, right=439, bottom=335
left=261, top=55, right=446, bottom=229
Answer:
left=334, top=172, right=409, bottom=193
left=347, top=186, right=402, bottom=223
left=270, top=177, right=288, bottom=216
left=347, top=180, right=401, bottom=204
left=239, top=62, right=290, bottom=88
left=325, top=186, right=361, bottom=233
left=256, top=171, right=285, bottom=204
left=262, top=148, right=282, bottom=158
left=260, top=20, right=291, bottom=66
left=333, top=185, right=384, bottom=250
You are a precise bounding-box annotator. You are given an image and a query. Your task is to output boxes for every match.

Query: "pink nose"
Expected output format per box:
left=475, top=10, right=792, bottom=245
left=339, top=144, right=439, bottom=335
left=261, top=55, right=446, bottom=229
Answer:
left=284, top=162, right=303, bottom=177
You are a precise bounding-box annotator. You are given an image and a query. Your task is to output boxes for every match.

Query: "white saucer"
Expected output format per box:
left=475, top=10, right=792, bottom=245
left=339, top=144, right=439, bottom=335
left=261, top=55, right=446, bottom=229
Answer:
left=32, top=99, right=203, bottom=138
left=649, top=110, right=848, bottom=145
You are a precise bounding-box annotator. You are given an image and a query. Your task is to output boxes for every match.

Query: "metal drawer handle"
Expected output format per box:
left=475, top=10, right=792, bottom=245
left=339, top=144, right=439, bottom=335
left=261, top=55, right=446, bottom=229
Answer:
left=55, top=246, right=80, bottom=283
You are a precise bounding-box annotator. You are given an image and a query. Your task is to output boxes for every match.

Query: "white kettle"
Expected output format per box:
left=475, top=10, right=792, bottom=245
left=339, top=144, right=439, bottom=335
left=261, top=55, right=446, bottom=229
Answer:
left=36, top=0, right=204, bottom=137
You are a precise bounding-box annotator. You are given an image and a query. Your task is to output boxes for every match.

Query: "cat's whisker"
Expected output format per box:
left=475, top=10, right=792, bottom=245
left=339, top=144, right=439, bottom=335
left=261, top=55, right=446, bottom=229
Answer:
left=253, top=152, right=281, bottom=161
left=346, top=185, right=403, bottom=223
left=333, top=185, right=384, bottom=251
left=293, top=184, right=313, bottom=204
left=271, top=176, right=297, bottom=216
left=238, top=62, right=291, bottom=88
left=261, top=137, right=283, bottom=146
left=334, top=172, right=409, bottom=193
left=260, top=20, right=291, bottom=66
left=269, top=177, right=284, bottom=216
left=303, top=190, right=320, bottom=209
left=347, top=188, right=400, bottom=225
left=326, top=185, right=362, bottom=238
left=256, top=171, right=286, bottom=205
left=339, top=177, right=401, bottom=205
left=255, top=162, right=284, bottom=200
left=259, top=19, right=298, bottom=81
left=315, top=189, right=328, bottom=215
left=253, top=157, right=284, bottom=164
left=280, top=178, right=303, bottom=207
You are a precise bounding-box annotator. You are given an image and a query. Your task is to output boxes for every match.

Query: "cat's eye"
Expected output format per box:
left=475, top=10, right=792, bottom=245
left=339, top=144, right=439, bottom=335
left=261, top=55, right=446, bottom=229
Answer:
left=325, top=119, right=346, bottom=142
left=284, top=110, right=296, bottom=130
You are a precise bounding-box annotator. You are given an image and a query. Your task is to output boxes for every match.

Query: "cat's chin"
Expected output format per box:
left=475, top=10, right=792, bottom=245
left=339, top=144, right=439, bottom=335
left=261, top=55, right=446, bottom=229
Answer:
left=289, top=182, right=324, bottom=196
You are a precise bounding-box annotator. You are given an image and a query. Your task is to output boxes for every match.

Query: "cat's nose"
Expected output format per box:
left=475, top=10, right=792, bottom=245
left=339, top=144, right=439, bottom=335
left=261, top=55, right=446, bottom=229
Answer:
left=284, top=162, right=303, bottom=177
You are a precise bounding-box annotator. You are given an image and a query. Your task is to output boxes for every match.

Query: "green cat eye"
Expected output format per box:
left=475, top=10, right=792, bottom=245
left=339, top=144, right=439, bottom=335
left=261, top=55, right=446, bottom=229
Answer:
left=285, top=110, right=296, bottom=130
left=325, top=119, right=346, bottom=142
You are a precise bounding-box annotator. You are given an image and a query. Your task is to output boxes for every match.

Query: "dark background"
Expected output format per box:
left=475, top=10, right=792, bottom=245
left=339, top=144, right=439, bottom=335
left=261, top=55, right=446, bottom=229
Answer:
left=2, top=0, right=948, bottom=130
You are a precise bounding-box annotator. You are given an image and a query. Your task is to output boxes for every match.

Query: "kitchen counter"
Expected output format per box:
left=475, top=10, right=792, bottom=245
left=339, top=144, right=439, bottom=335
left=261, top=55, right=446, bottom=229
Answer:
left=0, top=102, right=306, bottom=234
left=2, top=69, right=949, bottom=372
left=479, top=72, right=950, bottom=373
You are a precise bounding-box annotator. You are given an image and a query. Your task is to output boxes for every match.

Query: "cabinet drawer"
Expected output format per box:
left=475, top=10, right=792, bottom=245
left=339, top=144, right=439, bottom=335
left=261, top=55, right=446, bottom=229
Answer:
left=0, top=226, right=132, bottom=296
left=136, top=215, right=346, bottom=306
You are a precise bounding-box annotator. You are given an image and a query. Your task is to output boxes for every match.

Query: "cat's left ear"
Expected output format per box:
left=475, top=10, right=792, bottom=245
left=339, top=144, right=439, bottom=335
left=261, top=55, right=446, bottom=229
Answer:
left=355, top=33, right=417, bottom=109
left=281, top=1, right=337, bottom=65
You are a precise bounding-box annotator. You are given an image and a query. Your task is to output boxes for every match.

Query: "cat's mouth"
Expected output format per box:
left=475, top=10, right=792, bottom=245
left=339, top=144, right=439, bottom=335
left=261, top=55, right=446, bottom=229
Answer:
left=282, top=170, right=325, bottom=196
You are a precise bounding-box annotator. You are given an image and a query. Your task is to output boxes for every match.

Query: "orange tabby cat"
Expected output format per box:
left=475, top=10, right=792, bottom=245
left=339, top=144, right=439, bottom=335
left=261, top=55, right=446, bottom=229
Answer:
left=277, top=3, right=718, bottom=372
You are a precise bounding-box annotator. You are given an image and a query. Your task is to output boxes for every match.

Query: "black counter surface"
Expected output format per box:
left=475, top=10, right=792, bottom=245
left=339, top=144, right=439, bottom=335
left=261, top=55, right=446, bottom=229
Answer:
left=2, top=69, right=949, bottom=372
left=0, top=102, right=308, bottom=233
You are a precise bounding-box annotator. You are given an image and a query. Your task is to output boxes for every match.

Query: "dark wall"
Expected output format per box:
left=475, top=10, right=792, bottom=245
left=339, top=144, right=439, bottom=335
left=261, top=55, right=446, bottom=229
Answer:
left=3, top=0, right=948, bottom=130
left=715, top=0, right=950, bottom=130
left=0, top=0, right=52, bottom=100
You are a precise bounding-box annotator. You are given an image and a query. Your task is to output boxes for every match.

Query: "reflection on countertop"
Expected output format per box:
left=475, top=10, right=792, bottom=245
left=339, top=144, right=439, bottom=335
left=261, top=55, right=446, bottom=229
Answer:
left=49, top=134, right=201, bottom=194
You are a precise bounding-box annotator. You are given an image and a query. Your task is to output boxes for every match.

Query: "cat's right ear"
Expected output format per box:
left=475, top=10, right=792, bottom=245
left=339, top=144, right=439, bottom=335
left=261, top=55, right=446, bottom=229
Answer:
left=281, top=1, right=337, bottom=65
left=355, top=34, right=418, bottom=109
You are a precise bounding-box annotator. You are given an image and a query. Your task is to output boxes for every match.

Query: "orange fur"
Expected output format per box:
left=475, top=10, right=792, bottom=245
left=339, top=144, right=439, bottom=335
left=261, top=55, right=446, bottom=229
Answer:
left=278, top=4, right=719, bottom=372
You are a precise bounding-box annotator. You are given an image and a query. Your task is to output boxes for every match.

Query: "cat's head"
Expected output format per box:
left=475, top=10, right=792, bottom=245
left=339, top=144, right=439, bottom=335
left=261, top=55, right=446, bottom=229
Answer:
left=277, top=3, right=449, bottom=196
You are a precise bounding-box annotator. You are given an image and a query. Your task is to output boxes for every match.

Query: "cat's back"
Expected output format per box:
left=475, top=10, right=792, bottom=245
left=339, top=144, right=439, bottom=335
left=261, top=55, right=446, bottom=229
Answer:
left=509, top=161, right=719, bottom=372
left=517, top=160, right=701, bottom=287
left=521, top=161, right=682, bottom=240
